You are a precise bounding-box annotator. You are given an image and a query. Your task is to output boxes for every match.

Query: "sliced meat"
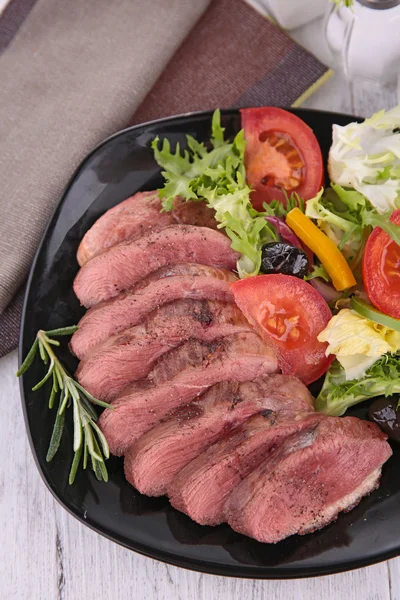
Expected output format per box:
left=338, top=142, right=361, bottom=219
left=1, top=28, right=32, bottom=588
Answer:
left=70, top=264, right=238, bottom=359
left=98, top=332, right=278, bottom=456
left=77, top=193, right=219, bottom=267
left=226, top=416, right=392, bottom=544
left=171, top=197, right=218, bottom=230
left=169, top=410, right=324, bottom=526
left=124, top=375, right=314, bottom=497
left=77, top=191, right=175, bottom=266
left=76, top=300, right=252, bottom=400
left=74, top=225, right=239, bottom=308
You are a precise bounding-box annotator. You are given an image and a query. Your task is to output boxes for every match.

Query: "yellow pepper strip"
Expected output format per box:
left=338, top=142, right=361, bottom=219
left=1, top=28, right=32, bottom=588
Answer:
left=286, top=208, right=357, bottom=291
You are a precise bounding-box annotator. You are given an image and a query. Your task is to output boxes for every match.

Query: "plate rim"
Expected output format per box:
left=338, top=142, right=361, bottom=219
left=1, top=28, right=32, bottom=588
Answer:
left=18, top=107, right=399, bottom=579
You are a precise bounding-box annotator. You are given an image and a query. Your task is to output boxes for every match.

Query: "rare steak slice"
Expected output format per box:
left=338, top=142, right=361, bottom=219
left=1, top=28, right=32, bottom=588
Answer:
left=77, top=192, right=219, bottom=267
left=124, top=375, right=314, bottom=497
left=76, top=299, right=252, bottom=400
left=169, top=411, right=324, bottom=526
left=74, top=225, right=239, bottom=307
left=70, top=264, right=238, bottom=359
left=98, top=332, right=278, bottom=456
left=226, top=416, right=392, bottom=543
left=77, top=191, right=175, bottom=266
left=171, top=197, right=218, bottom=230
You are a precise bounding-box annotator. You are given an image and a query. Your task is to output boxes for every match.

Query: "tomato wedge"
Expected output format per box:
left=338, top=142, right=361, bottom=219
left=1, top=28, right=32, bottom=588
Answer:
left=241, top=107, right=324, bottom=211
left=231, top=274, right=333, bottom=385
left=363, top=209, right=400, bottom=319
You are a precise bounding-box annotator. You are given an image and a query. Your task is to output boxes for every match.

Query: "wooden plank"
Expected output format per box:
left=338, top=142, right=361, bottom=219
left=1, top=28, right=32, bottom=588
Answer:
left=388, top=558, right=400, bottom=600
left=302, top=72, right=398, bottom=117
left=302, top=71, right=353, bottom=115
left=1, top=350, right=58, bottom=599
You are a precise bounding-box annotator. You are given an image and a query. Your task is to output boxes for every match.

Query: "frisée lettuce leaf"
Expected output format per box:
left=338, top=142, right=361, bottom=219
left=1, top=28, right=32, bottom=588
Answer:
left=315, top=354, right=400, bottom=416
left=305, top=184, right=400, bottom=263
left=262, top=192, right=305, bottom=218
left=152, top=109, right=276, bottom=277
left=152, top=110, right=246, bottom=211
left=305, top=264, right=330, bottom=282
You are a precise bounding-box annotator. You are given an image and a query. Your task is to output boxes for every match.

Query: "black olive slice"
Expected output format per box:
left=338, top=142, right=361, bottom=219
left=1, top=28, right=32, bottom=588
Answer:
left=369, top=396, right=400, bottom=442
left=260, top=242, right=309, bottom=279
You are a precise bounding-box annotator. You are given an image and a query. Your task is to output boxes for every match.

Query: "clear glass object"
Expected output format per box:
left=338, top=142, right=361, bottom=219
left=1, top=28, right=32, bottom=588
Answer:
left=325, top=0, right=400, bottom=84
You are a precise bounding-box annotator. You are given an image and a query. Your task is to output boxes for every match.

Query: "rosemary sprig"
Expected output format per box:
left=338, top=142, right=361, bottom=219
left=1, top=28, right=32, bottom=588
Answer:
left=17, top=326, right=113, bottom=484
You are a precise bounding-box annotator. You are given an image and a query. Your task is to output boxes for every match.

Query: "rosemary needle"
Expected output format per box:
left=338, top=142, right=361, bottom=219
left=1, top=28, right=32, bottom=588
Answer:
left=17, top=326, right=113, bottom=484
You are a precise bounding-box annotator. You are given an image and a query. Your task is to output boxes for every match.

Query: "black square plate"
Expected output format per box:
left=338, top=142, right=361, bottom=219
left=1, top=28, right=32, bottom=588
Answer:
left=19, top=109, right=400, bottom=578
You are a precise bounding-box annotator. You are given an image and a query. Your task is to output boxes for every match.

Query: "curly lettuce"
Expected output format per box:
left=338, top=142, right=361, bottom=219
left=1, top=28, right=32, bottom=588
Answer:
left=262, top=192, right=305, bottom=219
left=152, top=109, right=276, bottom=277
left=315, top=354, right=400, bottom=416
left=305, top=184, right=400, bottom=262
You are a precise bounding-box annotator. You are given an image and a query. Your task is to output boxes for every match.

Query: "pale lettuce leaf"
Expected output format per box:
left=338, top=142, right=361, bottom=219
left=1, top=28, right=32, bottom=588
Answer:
left=328, top=105, right=400, bottom=213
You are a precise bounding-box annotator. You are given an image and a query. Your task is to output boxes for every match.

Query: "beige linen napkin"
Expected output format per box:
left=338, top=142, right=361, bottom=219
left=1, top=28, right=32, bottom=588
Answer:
left=0, top=0, right=210, bottom=316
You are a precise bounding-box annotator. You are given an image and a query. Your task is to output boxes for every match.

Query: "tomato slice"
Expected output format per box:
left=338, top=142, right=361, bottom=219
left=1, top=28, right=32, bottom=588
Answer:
left=231, top=274, right=333, bottom=385
left=363, top=209, right=400, bottom=319
left=240, top=107, right=324, bottom=211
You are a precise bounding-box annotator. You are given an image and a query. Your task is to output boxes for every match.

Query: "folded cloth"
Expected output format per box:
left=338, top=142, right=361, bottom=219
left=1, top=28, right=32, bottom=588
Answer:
left=0, top=0, right=330, bottom=358
left=0, top=0, right=210, bottom=358
left=0, top=288, right=24, bottom=358
left=131, top=0, right=331, bottom=125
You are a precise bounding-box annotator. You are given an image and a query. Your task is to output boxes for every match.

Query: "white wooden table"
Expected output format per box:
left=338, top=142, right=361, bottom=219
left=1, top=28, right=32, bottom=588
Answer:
left=2, top=14, right=400, bottom=600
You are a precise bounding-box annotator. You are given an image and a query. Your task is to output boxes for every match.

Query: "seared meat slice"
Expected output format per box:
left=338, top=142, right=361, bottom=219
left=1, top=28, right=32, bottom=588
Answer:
left=77, top=191, right=175, bottom=266
left=76, top=299, right=252, bottom=400
left=98, top=332, right=278, bottom=456
left=226, top=416, right=392, bottom=544
left=77, top=192, right=219, bottom=267
left=169, top=411, right=323, bottom=526
left=124, top=375, right=314, bottom=497
left=70, top=264, right=238, bottom=359
left=171, top=197, right=218, bottom=230
left=74, top=225, right=239, bottom=307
